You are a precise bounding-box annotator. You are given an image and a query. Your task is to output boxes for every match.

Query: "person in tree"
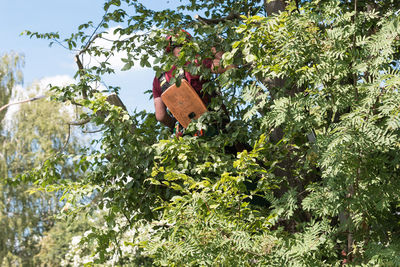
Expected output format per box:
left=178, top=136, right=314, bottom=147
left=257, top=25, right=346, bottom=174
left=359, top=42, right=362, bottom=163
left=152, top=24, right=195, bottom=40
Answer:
left=152, top=30, right=233, bottom=131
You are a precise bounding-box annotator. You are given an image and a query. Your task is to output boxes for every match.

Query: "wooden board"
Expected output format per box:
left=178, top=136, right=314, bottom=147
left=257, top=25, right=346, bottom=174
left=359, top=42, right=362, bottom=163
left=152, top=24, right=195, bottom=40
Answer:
left=161, top=79, right=207, bottom=128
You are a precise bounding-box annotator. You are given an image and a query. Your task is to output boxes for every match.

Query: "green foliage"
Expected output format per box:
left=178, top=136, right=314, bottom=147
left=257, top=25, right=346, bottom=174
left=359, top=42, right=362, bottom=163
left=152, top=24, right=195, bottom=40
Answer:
left=23, top=0, right=400, bottom=265
left=0, top=82, right=85, bottom=265
left=0, top=52, right=23, bottom=130
left=33, top=215, right=93, bottom=266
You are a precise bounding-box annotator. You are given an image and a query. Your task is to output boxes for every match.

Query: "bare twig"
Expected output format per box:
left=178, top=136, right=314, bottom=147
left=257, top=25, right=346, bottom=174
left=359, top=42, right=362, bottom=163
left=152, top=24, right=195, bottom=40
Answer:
left=80, top=9, right=107, bottom=55
left=0, top=95, right=46, bottom=113
left=51, top=38, right=80, bottom=52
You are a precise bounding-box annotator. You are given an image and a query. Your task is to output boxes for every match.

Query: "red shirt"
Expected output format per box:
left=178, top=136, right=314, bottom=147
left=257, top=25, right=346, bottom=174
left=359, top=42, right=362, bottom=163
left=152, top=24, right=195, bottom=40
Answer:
left=152, top=59, right=213, bottom=103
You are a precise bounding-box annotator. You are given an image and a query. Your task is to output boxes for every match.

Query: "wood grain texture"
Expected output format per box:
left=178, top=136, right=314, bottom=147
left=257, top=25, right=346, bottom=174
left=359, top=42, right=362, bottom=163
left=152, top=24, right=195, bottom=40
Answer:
left=161, top=79, right=207, bottom=128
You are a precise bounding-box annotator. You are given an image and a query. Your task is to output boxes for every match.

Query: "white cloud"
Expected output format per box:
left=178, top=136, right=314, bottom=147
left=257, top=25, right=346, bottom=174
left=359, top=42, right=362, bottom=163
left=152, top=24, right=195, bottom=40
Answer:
left=37, top=75, right=75, bottom=90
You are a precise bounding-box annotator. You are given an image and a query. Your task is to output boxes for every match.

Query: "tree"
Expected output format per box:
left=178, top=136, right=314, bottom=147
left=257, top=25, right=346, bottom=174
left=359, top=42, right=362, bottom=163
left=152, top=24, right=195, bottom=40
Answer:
left=25, top=0, right=400, bottom=265
left=0, top=52, right=23, bottom=266
left=33, top=213, right=95, bottom=266
left=0, top=52, right=23, bottom=124
left=0, top=80, right=85, bottom=265
left=0, top=52, right=23, bottom=177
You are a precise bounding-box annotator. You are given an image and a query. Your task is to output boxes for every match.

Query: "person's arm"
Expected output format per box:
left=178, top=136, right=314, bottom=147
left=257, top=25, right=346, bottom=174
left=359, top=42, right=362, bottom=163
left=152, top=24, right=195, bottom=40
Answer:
left=153, top=76, right=176, bottom=129
left=154, top=97, right=176, bottom=129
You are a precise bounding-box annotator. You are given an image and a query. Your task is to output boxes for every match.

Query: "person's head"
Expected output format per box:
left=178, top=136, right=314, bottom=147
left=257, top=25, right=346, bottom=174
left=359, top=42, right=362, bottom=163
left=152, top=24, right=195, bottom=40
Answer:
left=172, top=46, right=181, bottom=57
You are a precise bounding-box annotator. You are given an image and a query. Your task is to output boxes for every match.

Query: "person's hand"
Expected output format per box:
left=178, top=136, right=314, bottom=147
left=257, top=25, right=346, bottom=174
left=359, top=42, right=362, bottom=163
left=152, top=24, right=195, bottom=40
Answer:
left=211, top=47, right=224, bottom=59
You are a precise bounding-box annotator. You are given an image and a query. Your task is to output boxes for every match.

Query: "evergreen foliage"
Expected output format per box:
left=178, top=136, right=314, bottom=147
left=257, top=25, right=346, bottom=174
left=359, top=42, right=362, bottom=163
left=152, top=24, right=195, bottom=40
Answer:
left=23, top=0, right=400, bottom=265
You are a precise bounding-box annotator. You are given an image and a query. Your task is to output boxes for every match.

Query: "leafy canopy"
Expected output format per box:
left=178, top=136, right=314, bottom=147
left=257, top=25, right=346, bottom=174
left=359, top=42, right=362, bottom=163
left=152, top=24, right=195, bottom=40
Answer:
left=23, top=0, right=400, bottom=265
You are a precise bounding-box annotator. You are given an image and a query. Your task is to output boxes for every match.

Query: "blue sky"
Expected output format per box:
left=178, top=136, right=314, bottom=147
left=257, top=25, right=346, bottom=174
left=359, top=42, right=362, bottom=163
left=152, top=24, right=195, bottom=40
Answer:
left=0, top=0, right=179, bottom=113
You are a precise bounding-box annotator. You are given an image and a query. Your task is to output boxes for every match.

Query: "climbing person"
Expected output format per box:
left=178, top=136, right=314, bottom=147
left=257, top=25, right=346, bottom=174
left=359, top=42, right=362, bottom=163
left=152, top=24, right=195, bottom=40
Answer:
left=152, top=30, right=233, bottom=134
left=151, top=30, right=266, bottom=206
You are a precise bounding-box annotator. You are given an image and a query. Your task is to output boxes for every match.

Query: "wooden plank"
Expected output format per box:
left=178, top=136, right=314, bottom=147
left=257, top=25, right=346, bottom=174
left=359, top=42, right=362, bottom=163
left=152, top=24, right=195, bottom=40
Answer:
left=161, top=79, right=207, bottom=128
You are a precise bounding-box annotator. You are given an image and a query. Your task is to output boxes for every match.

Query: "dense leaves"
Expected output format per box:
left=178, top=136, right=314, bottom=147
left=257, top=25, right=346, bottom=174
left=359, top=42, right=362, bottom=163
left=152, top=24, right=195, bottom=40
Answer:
left=22, top=0, right=400, bottom=265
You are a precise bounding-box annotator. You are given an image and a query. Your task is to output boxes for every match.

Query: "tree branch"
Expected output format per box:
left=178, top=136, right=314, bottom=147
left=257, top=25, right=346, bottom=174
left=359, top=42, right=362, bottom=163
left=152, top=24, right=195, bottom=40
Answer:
left=0, top=95, right=46, bottom=113
left=74, top=55, right=88, bottom=99
left=194, top=12, right=241, bottom=25
left=61, top=124, right=71, bottom=151
left=106, top=93, right=128, bottom=111
left=79, top=33, right=100, bottom=56
left=82, top=128, right=105, bottom=134
left=67, top=94, right=135, bottom=133
left=104, top=94, right=136, bottom=134
left=67, top=117, right=92, bottom=126
left=71, top=14, right=134, bottom=134
left=74, top=32, right=101, bottom=100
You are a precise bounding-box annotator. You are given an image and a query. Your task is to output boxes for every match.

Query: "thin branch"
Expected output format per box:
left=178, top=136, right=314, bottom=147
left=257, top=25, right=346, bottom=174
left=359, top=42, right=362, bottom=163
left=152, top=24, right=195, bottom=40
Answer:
left=79, top=34, right=100, bottom=56
left=67, top=117, right=91, bottom=126
left=69, top=11, right=135, bottom=134
left=0, top=95, right=46, bottom=113
left=61, top=124, right=71, bottom=151
left=80, top=9, right=107, bottom=55
left=82, top=128, right=105, bottom=134
left=121, top=209, right=133, bottom=227
left=69, top=99, right=84, bottom=107
left=51, top=38, right=80, bottom=52
left=194, top=12, right=241, bottom=25
left=74, top=55, right=88, bottom=99
left=74, top=11, right=107, bottom=99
